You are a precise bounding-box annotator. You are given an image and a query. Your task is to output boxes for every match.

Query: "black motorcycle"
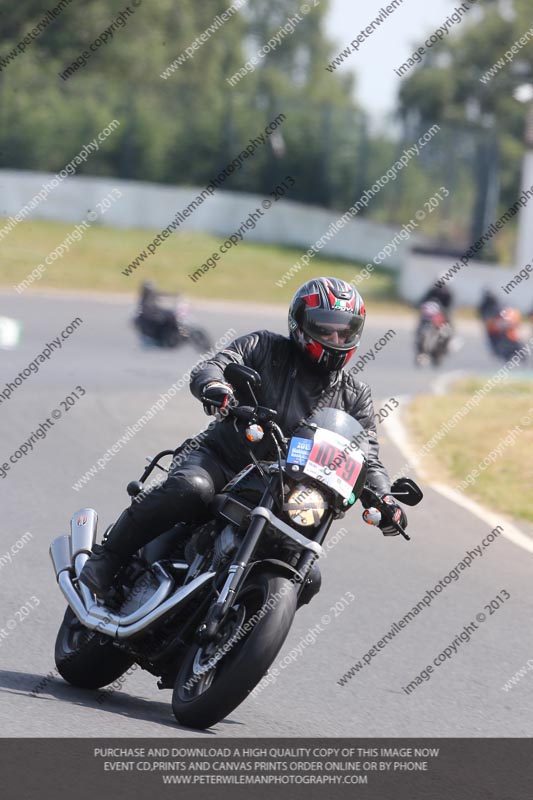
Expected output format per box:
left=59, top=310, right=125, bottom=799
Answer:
left=50, top=363, right=422, bottom=729
left=134, top=295, right=212, bottom=352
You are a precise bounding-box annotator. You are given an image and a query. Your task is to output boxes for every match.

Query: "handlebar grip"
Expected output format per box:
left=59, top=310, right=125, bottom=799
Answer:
left=361, top=490, right=410, bottom=541
left=231, top=406, right=256, bottom=421
left=379, top=504, right=410, bottom=540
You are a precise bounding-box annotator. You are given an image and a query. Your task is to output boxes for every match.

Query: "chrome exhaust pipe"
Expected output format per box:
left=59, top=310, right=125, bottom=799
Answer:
left=51, top=507, right=214, bottom=640
left=70, top=508, right=98, bottom=608
left=50, top=508, right=96, bottom=582
left=49, top=536, right=72, bottom=577
left=56, top=568, right=215, bottom=639
left=70, top=507, right=97, bottom=569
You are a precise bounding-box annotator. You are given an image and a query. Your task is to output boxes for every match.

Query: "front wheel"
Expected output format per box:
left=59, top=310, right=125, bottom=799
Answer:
left=55, top=607, right=135, bottom=689
left=172, top=570, right=297, bottom=729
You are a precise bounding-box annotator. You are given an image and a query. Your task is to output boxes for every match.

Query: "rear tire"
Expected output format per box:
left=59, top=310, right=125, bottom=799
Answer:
left=172, top=570, right=297, bottom=729
left=55, top=607, right=135, bottom=689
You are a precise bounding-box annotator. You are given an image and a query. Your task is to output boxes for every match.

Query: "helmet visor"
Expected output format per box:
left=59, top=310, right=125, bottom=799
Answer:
left=301, top=309, right=365, bottom=351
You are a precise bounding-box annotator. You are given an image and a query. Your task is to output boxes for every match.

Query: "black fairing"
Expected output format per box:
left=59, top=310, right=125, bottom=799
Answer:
left=293, top=406, right=369, bottom=501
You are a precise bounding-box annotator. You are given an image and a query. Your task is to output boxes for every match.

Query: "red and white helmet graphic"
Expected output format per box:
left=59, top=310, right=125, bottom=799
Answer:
left=288, top=277, right=366, bottom=371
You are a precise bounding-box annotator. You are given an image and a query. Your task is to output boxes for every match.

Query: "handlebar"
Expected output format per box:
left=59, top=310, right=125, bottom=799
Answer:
left=209, top=399, right=278, bottom=426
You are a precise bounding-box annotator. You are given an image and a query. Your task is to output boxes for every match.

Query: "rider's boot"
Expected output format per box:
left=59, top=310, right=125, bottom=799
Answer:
left=79, top=510, right=146, bottom=599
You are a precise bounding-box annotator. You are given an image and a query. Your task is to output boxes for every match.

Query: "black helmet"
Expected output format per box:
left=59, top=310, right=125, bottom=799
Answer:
left=288, top=277, right=366, bottom=371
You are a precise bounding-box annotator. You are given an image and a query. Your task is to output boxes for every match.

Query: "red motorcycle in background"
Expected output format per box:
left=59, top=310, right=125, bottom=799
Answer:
left=415, top=300, right=452, bottom=367
left=483, top=307, right=526, bottom=363
left=478, top=291, right=527, bottom=363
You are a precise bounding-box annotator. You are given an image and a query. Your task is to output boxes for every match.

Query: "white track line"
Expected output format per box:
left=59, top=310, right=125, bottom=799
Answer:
left=383, top=392, right=533, bottom=554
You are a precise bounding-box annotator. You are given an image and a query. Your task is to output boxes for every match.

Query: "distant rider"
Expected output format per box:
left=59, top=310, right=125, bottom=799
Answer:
left=419, top=282, right=453, bottom=320
left=136, top=281, right=182, bottom=342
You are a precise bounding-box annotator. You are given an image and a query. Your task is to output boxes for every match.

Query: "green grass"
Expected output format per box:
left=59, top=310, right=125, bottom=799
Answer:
left=406, top=380, right=533, bottom=522
left=1, top=217, right=405, bottom=310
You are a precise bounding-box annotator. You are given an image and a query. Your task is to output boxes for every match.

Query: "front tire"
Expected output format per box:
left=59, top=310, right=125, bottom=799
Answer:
left=55, top=607, right=135, bottom=689
left=172, top=570, right=297, bottom=729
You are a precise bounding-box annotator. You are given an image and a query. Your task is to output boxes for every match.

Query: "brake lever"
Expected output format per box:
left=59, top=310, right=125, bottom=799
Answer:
left=394, top=522, right=410, bottom=541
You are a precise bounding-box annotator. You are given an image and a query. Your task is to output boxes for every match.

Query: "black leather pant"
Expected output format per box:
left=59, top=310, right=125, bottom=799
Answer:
left=105, top=446, right=233, bottom=558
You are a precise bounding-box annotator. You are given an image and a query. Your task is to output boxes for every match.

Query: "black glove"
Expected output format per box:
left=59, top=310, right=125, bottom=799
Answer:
left=201, top=381, right=235, bottom=416
left=379, top=495, right=408, bottom=536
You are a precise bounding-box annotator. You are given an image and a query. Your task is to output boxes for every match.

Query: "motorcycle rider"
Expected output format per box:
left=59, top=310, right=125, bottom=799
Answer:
left=416, top=280, right=456, bottom=355
left=136, top=280, right=182, bottom=343
left=80, top=276, right=407, bottom=599
left=478, top=288, right=501, bottom=321
left=478, top=289, right=502, bottom=353
left=418, top=281, right=453, bottom=320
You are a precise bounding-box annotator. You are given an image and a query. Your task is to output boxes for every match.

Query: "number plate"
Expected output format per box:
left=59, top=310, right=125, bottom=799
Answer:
left=303, top=427, right=364, bottom=499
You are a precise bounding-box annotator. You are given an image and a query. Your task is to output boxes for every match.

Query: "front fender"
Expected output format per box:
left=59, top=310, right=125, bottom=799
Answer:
left=244, top=559, right=321, bottom=608
left=244, top=558, right=301, bottom=586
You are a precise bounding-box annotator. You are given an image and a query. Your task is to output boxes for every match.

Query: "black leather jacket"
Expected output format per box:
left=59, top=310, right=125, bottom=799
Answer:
left=190, top=330, right=391, bottom=496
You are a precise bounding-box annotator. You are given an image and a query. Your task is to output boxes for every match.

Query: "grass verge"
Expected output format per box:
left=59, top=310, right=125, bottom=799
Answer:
left=405, top=379, right=533, bottom=523
left=0, top=217, right=407, bottom=310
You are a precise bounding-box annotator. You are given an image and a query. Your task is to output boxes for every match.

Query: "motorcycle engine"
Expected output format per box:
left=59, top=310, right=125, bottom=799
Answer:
left=213, top=525, right=239, bottom=570
left=119, top=568, right=161, bottom=615
left=184, top=521, right=217, bottom=564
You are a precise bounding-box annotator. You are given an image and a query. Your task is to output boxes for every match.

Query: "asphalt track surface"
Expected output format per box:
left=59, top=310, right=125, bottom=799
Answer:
left=0, top=290, right=531, bottom=737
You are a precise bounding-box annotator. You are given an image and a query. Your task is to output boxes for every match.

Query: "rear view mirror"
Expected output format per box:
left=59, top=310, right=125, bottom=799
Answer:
left=390, top=477, right=423, bottom=506
left=224, top=363, right=261, bottom=394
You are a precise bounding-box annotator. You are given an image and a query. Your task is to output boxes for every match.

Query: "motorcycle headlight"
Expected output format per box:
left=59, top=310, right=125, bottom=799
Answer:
left=284, top=483, right=327, bottom=527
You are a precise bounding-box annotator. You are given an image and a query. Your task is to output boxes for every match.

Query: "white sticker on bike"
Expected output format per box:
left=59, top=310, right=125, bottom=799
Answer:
left=303, top=427, right=364, bottom=500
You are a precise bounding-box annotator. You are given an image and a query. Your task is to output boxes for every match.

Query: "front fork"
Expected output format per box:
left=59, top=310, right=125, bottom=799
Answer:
left=198, top=494, right=335, bottom=643
left=198, top=495, right=274, bottom=642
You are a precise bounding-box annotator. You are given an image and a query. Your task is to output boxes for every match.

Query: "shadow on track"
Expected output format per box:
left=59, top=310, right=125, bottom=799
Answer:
left=0, top=669, right=244, bottom=734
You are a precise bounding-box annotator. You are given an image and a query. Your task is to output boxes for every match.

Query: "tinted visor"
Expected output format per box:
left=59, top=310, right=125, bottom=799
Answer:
left=302, top=308, right=364, bottom=351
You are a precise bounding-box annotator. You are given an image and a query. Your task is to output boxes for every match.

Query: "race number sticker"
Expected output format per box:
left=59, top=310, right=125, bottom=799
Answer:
left=303, top=427, right=364, bottom=499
